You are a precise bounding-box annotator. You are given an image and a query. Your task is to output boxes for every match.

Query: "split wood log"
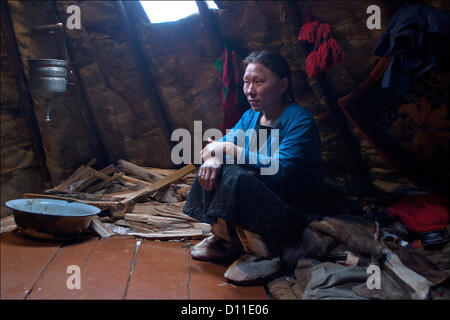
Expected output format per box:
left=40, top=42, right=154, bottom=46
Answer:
left=119, top=220, right=159, bottom=233
left=47, top=163, right=116, bottom=193
left=175, top=184, right=191, bottom=199
left=143, top=167, right=178, bottom=176
left=95, top=181, right=125, bottom=195
left=155, top=223, right=193, bottom=229
left=125, top=213, right=191, bottom=225
left=0, top=215, right=17, bottom=233
left=27, top=192, right=116, bottom=202
left=143, top=167, right=197, bottom=185
left=85, top=172, right=125, bottom=193
left=114, top=189, right=150, bottom=204
left=90, top=217, right=114, bottom=238
left=129, top=202, right=196, bottom=221
left=114, top=217, right=210, bottom=240
left=46, top=165, right=90, bottom=193
left=107, top=206, right=129, bottom=219
left=151, top=185, right=183, bottom=203
left=118, top=159, right=163, bottom=183
left=75, top=165, right=116, bottom=192
left=46, top=158, right=97, bottom=192
left=119, top=174, right=152, bottom=187
left=114, top=219, right=131, bottom=227
left=171, top=201, right=187, bottom=208
left=119, top=164, right=196, bottom=206
left=124, top=213, right=149, bottom=223
left=108, top=221, right=153, bottom=235
left=129, top=203, right=160, bottom=215
left=126, top=227, right=211, bottom=240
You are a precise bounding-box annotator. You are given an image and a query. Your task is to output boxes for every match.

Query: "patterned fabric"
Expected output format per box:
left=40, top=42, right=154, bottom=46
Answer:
left=338, top=59, right=450, bottom=195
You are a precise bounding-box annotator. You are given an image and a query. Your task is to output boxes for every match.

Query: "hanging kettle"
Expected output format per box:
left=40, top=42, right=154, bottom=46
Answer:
left=28, top=57, right=68, bottom=99
left=27, top=22, right=68, bottom=99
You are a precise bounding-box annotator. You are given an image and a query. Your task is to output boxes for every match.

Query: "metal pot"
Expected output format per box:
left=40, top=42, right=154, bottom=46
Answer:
left=5, top=198, right=101, bottom=240
left=28, top=58, right=68, bottom=98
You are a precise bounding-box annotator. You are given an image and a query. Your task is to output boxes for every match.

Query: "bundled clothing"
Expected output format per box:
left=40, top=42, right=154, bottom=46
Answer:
left=281, top=215, right=450, bottom=300
left=386, top=195, right=449, bottom=233
left=374, top=1, right=450, bottom=94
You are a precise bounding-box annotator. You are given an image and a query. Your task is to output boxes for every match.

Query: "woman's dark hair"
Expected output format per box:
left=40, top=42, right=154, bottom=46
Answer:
left=243, top=50, right=295, bottom=103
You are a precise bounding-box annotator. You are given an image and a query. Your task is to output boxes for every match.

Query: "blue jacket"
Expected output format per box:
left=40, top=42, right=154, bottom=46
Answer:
left=220, top=103, right=325, bottom=195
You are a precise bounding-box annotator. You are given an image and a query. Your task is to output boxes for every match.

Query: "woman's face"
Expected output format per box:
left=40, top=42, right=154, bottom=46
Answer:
left=243, top=62, right=288, bottom=112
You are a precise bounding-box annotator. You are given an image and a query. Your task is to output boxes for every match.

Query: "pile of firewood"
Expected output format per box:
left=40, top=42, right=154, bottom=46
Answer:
left=21, top=158, right=211, bottom=240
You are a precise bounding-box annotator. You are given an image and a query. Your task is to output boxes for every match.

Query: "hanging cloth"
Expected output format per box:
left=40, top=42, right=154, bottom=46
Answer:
left=373, top=2, right=450, bottom=94
left=216, top=47, right=248, bottom=134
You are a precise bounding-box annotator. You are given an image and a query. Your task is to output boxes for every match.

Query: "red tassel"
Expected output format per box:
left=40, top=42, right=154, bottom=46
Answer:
left=316, top=37, right=345, bottom=72
left=314, top=23, right=331, bottom=47
left=317, top=40, right=332, bottom=71
left=298, top=20, right=319, bottom=43
left=298, top=14, right=345, bottom=78
left=306, top=51, right=320, bottom=78
left=328, top=37, right=345, bottom=64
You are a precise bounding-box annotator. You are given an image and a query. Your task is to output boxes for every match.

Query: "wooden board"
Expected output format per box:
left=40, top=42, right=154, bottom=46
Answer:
left=1, top=233, right=268, bottom=299
left=67, top=236, right=137, bottom=299
left=119, top=165, right=196, bottom=206
left=124, top=241, right=190, bottom=299
left=0, top=231, right=62, bottom=299
left=189, top=259, right=269, bottom=300
left=26, top=237, right=99, bottom=299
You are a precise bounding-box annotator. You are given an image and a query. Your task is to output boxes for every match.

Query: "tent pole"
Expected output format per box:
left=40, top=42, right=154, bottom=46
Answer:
left=1, top=1, right=52, bottom=187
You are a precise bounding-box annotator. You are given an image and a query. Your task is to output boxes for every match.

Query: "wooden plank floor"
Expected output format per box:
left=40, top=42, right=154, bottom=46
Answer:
left=1, top=231, right=268, bottom=300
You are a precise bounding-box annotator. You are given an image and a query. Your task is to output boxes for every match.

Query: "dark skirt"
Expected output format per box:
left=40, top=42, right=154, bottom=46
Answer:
left=183, top=164, right=323, bottom=242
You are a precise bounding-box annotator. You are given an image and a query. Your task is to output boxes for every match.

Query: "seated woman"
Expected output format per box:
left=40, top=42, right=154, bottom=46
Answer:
left=183, top=50, right=327, bottom=284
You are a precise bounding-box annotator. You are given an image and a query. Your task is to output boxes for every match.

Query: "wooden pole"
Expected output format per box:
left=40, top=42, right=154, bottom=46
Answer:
left=115, top=1, right=174, bottom=143
left=195, top=0, right=224, bottom=56
left=1, top=1, right=52, bottom=186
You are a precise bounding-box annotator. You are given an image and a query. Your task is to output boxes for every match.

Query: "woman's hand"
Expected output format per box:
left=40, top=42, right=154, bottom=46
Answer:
left=201, top=138, right=225, bottom=162
left=198, top=156, right=222, bottom=191
left=201, top=138, right=242, bottom=162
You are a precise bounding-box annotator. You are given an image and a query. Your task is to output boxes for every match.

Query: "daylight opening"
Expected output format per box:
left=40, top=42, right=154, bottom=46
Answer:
left=139, top=1, right=218, bottom=23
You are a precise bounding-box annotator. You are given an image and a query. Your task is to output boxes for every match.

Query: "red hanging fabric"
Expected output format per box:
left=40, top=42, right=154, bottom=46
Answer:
left=317, top=40, right=331, bottom=70
left=298, top=15, right=345, bottom=78
left=314, top=23, right=331, bottom=47
left=298, top=20, right=319, bottom=43
left=317, top=37, right=345, bottom=71
left=306, top=51, right=320, bottom=78
left=218, top=48, right=244, bottom=134
left=328, top=38, right=345, bottom=64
